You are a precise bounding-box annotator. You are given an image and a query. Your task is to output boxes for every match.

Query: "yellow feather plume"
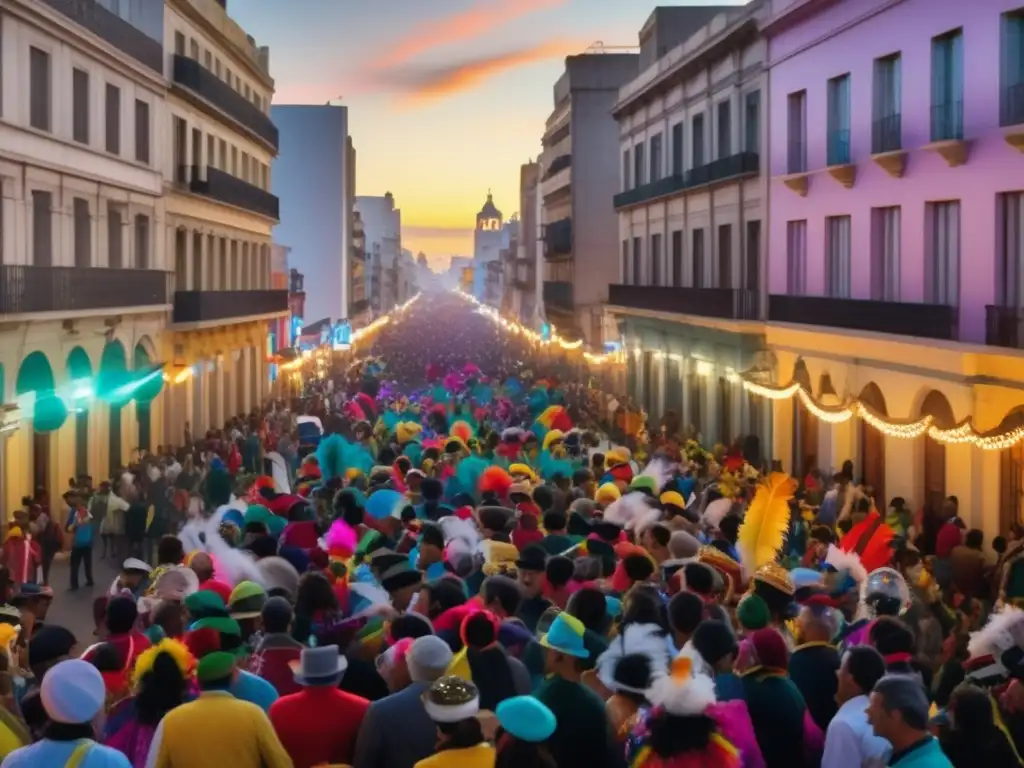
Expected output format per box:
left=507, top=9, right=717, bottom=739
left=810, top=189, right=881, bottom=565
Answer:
left=131, top=639, right=195, bottom=687
left=737, top=472, right=796, bottom=574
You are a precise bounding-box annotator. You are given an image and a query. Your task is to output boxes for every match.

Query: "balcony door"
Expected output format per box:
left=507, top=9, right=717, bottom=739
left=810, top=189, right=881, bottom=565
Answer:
left=745, top=220, right=761, bottom=294
left=919, top=390, right=955, bottom=513
left=173, top=117, right=187, bottom=183
left=858, top=383, right=887, bottom=509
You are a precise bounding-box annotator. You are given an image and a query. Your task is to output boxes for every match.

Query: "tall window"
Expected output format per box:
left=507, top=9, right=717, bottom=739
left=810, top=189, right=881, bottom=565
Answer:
left=871, top=206, right=901, bottom=301
left=827, top=74, right=851, bottom=165
left=825, top=215, right=852, bottom=298
left=72, top=68, right=89, bottom=144
left=622, top=239, right=630, bottom=283
left=998, top=193, right=1024, bottom=308
left=622, top=148, right=631, bottom=190
left=787, top=90, right=806, bottom=173
left=1001, top=11, right=1024, bottom=126
left=192, top=232, right=204, bottom=289
left=31, top=190, right=53, bottom=267
left=134, top=214, right=150, bottom=269
left=105, top=83, right=121, bottom=154
left=174, top=31, right=185, bottom=55
left=29, top=47, right=51, bottom=131
left=873, top=54, right=902, bottom=152
left=632, top=236, right=642, bottom=285
left=108, top=205, right=123, bottom=268
left=692, top=113, right=705, bottom=167
left=931, top=29, right=964, bottom=141
left=671, top=230, right=683, bottom=287
left=786, top=220, right=807, bottom=295
left=671, top=123, right=684, bottom=175
left=926, top=201, right=960, bottom=305
left=717, top=224, right=732, bottom=288
left=633, top=144, right=645, bottom=188
left=73, top=198, right=91, bottom=268
left=745, top=220, right=761, bottom=291
left=692, top=228, right=705, bottom=288
left=744, top=91, right=760, bottom=153
left=650, top=233, right=662, bottom=286
left=649, top=133, right=663, bottom=183
left=134, top=99, right=150, bottom=164
left=716, top=100, right=731, bottom=159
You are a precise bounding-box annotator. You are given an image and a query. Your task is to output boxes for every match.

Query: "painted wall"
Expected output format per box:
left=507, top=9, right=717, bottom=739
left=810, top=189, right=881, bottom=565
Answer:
left=766, top=0, right=1024, bottom=343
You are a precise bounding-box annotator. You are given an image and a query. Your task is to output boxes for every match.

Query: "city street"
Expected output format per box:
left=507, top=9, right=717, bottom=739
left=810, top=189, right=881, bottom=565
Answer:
left=44, top=554, right=121, bottom=644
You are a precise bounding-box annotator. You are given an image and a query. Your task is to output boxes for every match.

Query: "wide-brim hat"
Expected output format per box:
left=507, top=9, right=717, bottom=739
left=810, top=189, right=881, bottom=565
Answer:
left=289, top=645, right=348, bottom=686
left=540, top=613, right=589, bottom=659
left=121, top=558, right=152, bottom=575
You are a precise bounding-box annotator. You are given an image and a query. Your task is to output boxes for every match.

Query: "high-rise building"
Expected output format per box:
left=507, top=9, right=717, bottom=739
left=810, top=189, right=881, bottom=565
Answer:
left=356, top=193, right=402, bottom=313
left=271, top=104, right=351, bottom=325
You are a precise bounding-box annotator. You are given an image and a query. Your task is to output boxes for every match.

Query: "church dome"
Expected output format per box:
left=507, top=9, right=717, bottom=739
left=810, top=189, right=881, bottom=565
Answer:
left=477, top=192, right=502, bottom=220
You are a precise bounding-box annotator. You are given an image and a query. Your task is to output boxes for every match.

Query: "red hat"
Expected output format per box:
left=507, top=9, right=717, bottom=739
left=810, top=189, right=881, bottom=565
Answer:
left=184, top=627, right=221, bottom=659
left=198, top=579, right=232, bottom=605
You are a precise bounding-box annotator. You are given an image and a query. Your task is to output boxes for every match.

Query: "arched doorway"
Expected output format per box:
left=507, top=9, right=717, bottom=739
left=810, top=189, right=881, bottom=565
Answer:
left=792, top=360, right=817, bottom=478
left=858, top=383, right=887, bottom=509
left=133, top=341, right=163, bottom=454
left=66, top=347, right=92, bottom=480
left=919, top=390, right=956, bottom=513
left=16, top=351, right=67, bottom=499
left=98, top=340, right=128, bottom=475
left=998, top=408, right=1024, bottom=534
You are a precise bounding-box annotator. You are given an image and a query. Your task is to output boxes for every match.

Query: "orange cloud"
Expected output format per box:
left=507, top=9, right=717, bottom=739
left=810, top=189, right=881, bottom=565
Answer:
left=372, top=0, right=568, bottom=71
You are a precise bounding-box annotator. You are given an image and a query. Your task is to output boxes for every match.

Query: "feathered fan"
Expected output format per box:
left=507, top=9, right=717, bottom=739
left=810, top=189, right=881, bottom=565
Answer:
left=839, top=510, right=895, bottom=574
left=595, top=622, right=671, bottom=694
left=736, top=472, right=796, bottom=576
left=824, top=543, right=868, bottom=585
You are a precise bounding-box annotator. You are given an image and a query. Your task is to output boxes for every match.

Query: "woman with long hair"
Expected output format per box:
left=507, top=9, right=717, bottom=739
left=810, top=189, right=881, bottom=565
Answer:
left=416, top=676, right=494, bottom=768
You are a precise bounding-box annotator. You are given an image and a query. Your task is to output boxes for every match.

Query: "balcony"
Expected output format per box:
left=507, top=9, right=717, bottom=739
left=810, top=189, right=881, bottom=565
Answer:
left=925, top=101, right=968, bottom=167
left=782, top=139, right=809, bottom=196
left=871, top=113, right=906, bottom=178
left=985, top=305, right=1024, bottom=349
left=768, top=295, right=958, bottom=341
left=0, top=266, right=168, bottom=315
left=173, top=289, right=289, bottom=324
left=608, top=284, right=759, bottom=321
left=541, top=156, right=571, bottom=199
left=187, top=166, right=280, bottom=220
left=1002, top=82, right=1024, bottom=152
left=543, top=281, right=574, bottom=312
left=172, top=55, right=279, bottom=151
left=544, top=154, right=571, bottom=179
left=613, top=152, right=759, bottom=209
left=40, top=0, right=162, bottom=72
left=825, top=128, right=855, bottom=188
left=544, top=218, right=572, bottom=258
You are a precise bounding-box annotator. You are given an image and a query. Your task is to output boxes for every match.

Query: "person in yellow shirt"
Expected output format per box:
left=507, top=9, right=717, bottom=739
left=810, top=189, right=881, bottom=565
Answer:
left=415, top=676, right=495, bottom=768
left=144, top=647, right=292, bottom=768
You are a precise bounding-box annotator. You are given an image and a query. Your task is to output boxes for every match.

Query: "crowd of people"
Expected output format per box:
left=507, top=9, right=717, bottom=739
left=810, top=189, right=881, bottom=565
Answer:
left=0, top=291, right=1022, bottom=768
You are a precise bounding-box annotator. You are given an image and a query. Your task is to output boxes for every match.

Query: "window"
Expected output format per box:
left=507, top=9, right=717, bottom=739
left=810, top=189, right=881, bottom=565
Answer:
left=73, top=198, right=90, bottom=268
left=787, top=90, right=806, bottom=173
left=926, top=201, right=960, bottom=305
left=174, top=31, right=185, bottom=55
left=998, top=193, right=1024, bottom=308
left=214, top=59, right=221, bottom=78
left=692, top=228, right=705, bottom=288
left=204, top=50, right=213, bottom=70
left=192, top=232, right=204, bottom=289
left=825, top=215, right=852, bottom=298
left=1003, top=12, right=1024, bottom=126
left=671, top=230, right=683, bottom=287
left=931, top=29, right=964, bottom=141
left=745, top=220, right=761, bottom=291
left=651, top=233, right=662, bottom=286
left=632, top=236, right=642, bottom=284
left=31, top=190, right=52, bottom=267
left=225, top=67, right=232, bottom=86
left=671, top=123, right=683, bottom=175
left=827, top=74, right=851, bottom=165
left=134, top=214, right=149, bottom=269
left=717, top=224, right=732, bottom=288
left=172, top=117, right=187, bottom=181
left=716, top=100, right=731, bottom=158
left=649, top=133, right=663, bottom=183
left=108, top=205, right=123, bottom=268
left=105, top=84, right=121, bottom=154
left=633, top=144, right=645, bottom=188
left=871, top=206, right=901, bottom=301
left=207, top=135, right=216, bottom=170
left=218, top=139, right=227, bottom=168
left=873, top=54, right=902, bottom=152
left=622, top=149, right=631, bottom=191
left=72, top=68, right=89, bottom=144
left=190, top=38, right=199, bottom=59
left=242, top=153, right=249, bottom=182
left=622, top=239, right=630, bottom=282
left=786, top=220, right=807, bottom=294
left=744, top=91, right=760, bottom=153
left=134, top=100, right=150, bottom=164
left=29, top=47, right=50, bottom=131
left=692, top=113, right=705, bottom=167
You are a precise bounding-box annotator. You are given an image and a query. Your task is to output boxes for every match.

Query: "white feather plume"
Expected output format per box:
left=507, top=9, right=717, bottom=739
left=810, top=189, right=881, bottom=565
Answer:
left=177, top=519, right=205, bottom=554
left=265, top=451, right=292, bottom=493
left=350, top=581, right=391, bottom=610
left=639, top=457, right=674, bottom=493
left=824, top=544, right=868, bottom=584
left=440, top=516, right=481, bottom=551
left=595, top=623, right=671, bottom=694
left=629, top=505, right=664, bottom=535
left=203, top=514, right=264, bottom=587
left=968, top=605, right=1024, bottom=659
left=702, top=497, right=734, bottom=528
left=601, top=491, right=653, bottom=528
left=501, top=427, right=526, bottom=441
left=646, top=644, right=717, bottom=716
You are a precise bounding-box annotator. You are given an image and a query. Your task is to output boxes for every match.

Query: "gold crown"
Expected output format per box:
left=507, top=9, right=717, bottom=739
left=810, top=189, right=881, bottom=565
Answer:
left=753, top=561, right=795, bottom=596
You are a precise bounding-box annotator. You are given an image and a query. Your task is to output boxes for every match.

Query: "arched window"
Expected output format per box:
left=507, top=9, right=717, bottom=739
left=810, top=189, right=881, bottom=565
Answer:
left=919, top=390, right=955, bottom=513
left=858, top=383, right=887, bottom=508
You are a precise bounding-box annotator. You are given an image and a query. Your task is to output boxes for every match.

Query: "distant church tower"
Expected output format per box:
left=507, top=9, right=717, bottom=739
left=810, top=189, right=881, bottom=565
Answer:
left=472, top=191, right=503, bottom=300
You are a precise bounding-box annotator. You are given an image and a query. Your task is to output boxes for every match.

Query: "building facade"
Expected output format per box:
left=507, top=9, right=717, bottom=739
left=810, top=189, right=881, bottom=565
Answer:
left=540, top=52, right=639, bottom=346
left=163, top=0, right=285, bottom=444
left=350, top=210, right=369, bottom=327
left=508, top=162, right=540, bottom=324
left=356, top=193, right=401, bottom=313
left=0, top=0, right=170, bottom=519
left=762, top=0, right=1024, bottom=534
left=271, top=104, right=351, bottom=325
left=473, top=193, right=504, bottom=301
left=611, top=4, right=769, bottom=454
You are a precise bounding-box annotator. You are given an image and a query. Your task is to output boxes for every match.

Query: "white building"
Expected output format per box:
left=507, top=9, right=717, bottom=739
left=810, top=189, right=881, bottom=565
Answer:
left=271, top=104, right=351, bottom=325
left=610, top=3, right=769, bottom=452
left=0, top=0, right=170, bottom=518
left=472, top=192, right=503, bottom=301
left=356, top=193, right=401, bottom=312
left=163, top=0, right=285, bottom=443
left=539, top=52, right=639, bottom=345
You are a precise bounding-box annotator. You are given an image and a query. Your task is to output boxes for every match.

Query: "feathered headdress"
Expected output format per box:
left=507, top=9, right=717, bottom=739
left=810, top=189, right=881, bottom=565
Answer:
left=824, top=543, right=868, bottom=585
left=736, top=472, right=795, bottom=576
left=132, top=639, right=195, bottom=687
left=968, top=605, right=1024, bottom=661
left=645, top=647, right=717, bottom=716
left=450, top=420, right=475, bottom=443
left=595, top=622, right=670, bottom=695
left=602, top=491, right=658, bottom=531
left=839, top=510, right=894, bottom=574
left=325, top=519, right=358, bottom=561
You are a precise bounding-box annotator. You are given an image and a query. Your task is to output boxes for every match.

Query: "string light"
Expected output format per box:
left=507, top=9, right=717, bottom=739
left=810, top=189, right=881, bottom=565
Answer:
left=743, top=377, right=1024, bottom=451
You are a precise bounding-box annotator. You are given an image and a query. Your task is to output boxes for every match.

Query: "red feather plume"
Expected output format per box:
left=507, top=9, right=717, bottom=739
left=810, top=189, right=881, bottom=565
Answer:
left=839, top=510, right=895, bottom=573
left=479, top=466, right=513, bottom=498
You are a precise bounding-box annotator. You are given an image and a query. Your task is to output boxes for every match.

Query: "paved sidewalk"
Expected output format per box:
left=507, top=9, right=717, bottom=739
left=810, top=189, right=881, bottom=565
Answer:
left=43, top=552, right=122, bottom=643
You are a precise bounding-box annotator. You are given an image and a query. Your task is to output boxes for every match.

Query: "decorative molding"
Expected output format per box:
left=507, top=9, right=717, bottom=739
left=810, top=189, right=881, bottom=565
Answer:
left=923, top=139, right=970, bottom=168
left=825, top=163, right=856, bottom=188
left=1004, top=128, right=1024, bottom=153
left=871, top=150, right=907, bottom=178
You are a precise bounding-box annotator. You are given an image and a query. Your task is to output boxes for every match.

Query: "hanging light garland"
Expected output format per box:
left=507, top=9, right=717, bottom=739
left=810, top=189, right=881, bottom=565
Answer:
left=742, top=376, right=1024, bottom=451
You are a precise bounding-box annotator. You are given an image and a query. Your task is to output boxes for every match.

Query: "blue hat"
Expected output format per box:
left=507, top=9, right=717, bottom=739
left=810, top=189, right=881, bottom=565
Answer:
left=496, top=696, right=556, bottom=742
left=791, top=568, right=824, bottom=590
left=540, top=613, right=589, bottom=659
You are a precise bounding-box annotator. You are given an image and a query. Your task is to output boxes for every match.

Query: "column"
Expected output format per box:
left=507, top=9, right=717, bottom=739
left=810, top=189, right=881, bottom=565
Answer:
left=240, top=347, right=252, bottom=414
left=680, top=358, right=691, bottom=434
left=705, top=365, right=720, bottom=446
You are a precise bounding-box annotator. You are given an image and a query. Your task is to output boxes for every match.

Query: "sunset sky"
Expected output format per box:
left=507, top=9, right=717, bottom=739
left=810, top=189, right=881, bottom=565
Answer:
left=230, top=0, right=746, bottom=269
